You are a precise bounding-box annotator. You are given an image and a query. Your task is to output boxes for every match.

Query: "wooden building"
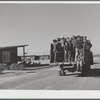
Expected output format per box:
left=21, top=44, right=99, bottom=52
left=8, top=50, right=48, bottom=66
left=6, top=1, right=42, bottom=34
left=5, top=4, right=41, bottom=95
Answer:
left=0, top=45, right=28, bottom=64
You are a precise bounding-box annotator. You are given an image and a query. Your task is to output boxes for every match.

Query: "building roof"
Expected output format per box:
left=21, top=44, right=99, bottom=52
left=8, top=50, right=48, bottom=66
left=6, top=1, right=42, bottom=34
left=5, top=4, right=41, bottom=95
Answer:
left=19, top=55, right=50, bottom=57
left=0, top=44, right=28, bottom=49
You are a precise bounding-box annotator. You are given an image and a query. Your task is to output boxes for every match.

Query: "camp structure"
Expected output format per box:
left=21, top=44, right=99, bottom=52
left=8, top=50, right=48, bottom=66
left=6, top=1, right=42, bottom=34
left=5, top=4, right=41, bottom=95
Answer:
left=0, top=44, right=28, bottom=64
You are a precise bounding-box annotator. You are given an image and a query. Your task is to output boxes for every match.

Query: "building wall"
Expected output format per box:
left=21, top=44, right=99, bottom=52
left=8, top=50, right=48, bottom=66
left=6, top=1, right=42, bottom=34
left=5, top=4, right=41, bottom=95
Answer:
left=0, top=47, right=17, bottom=63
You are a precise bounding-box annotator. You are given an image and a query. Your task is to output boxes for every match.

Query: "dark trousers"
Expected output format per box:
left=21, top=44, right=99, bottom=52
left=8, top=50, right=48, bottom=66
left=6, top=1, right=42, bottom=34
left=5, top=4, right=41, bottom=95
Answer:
left=56, top=51, right=64, bottom=62
left=68, top=50, right=73, bottom=62
left=66, top=51, right=68, bottom=62
left=72, top=48, right=75, bottom=61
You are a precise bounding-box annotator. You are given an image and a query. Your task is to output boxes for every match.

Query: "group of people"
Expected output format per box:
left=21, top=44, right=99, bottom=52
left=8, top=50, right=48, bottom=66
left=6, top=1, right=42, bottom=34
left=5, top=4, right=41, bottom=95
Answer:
left=52, top=35, right=92, bottom=63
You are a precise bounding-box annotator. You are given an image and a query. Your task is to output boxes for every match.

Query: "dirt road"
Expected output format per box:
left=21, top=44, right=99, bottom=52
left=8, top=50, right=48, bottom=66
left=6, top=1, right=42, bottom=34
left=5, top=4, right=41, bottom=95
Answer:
left=0, top=57, right=100, bottom=90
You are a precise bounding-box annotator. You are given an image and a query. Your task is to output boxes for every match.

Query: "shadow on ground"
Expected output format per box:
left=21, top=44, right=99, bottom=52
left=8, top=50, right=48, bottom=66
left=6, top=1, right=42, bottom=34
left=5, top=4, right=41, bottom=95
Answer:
left=64, top=73, right=80, bottom=76
left=1, top=72, right=15, bottom=75
left=93, top=62, right=100, bottom=64
left=75, top=69, right=100, bottom=77
left=63, top=62, right=100, bottom=77
left=26, top=71, right=36, bottom=73
left=1, top=71, right=36, bottom=76
left=86, top=69, right=100, bottom=77
left=64, top=69, right=100, bottom=77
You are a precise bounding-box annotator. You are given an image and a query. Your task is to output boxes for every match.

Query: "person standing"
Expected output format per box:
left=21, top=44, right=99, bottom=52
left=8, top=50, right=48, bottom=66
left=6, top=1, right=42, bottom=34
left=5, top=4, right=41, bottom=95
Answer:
left=75, top=36, right=82, bottom=61
left=61, top=36, right=66, bottom=62
left=71, top=36, right=77, bottom=61
left=65, top=40, right=69, bottom=62
left=53, top=39, right=57, bottom=63
left=68, top=39, right=73, bottom=62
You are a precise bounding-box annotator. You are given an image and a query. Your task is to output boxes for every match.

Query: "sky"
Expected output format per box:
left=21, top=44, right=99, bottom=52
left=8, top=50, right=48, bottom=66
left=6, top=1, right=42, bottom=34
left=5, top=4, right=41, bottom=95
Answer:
left=0, top=3, right=100, bottom=55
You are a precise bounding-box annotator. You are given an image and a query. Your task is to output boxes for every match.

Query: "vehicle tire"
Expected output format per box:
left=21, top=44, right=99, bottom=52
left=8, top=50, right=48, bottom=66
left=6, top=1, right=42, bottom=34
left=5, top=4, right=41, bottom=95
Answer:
left=81, top=64, right=87, bottom=76
left=81, top=63, right=90, bottom=76
left=90, top=51, right=93, bottom=65
left=82, top=41, right=91, bottom=76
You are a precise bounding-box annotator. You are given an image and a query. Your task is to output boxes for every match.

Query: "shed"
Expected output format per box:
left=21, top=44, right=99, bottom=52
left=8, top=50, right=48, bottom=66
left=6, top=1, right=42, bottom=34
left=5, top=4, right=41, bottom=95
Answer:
left=0, top=45, right=28, bottom=64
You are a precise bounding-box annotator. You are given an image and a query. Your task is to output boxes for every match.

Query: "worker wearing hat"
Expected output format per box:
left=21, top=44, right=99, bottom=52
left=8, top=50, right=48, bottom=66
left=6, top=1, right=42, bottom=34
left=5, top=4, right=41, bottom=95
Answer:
left=83, top=36, right=87, bottom=42
left=61, top=36, right=65, bottom=39
left=66, top=37, right=70, bottom=42
left=67, top=38, right=73, bottom=62
left=61, top=36, right=66, bottom=62
left=53, top=39, right=57, bottom=43
left=56, top=37, right=65, bottom=62
left=71, top=35, right=77, bottom=61
left=65, top=40, right=69, bottom=62
left=53, top=39, right=57, bottom=63
left=61, top=36, right=65, bottom=47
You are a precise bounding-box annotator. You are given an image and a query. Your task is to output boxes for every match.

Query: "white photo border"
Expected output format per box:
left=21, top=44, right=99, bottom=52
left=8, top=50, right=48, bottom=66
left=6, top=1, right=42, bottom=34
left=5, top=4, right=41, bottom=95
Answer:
left=0, top=1, right=100, bottom=99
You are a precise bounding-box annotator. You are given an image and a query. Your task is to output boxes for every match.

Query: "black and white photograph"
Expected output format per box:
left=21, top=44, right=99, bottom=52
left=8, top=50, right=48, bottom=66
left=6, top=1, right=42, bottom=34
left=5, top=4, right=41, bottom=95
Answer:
left=0, top=1, right=100, bottom=93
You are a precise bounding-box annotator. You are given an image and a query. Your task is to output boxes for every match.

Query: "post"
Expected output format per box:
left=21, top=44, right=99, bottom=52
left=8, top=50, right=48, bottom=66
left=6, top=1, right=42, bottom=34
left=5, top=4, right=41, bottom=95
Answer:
left=23, top=46, right=25, bottom=63
left=64, top=46, right=66, bottom=62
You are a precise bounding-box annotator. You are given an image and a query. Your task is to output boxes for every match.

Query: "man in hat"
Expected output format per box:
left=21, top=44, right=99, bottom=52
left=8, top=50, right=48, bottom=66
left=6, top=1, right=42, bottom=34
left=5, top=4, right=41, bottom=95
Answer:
left=75, top=36, right=82, bottom=61
left=75, top=36, right=85, bottom=71
left=83, top=36, right=87, bottom=42
left=71, top=35, right=77, bottom=61
left=61, top=36, right=65, bottom=47
left=67, top=39, right=73, bottom=62
left=87, top=40, right=92, bottom=47
left=56, top=37, right=65, bottom=62
left=53, top=39, right=57, bottom=63
left=61, top=36, right=67, bottom=62
left=65, top=40, right=69, bottom=62
left=56, top=38, right=61, bottom=52
left=66, top=37, right=70, bottom=42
